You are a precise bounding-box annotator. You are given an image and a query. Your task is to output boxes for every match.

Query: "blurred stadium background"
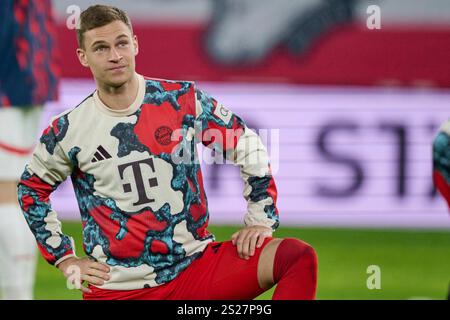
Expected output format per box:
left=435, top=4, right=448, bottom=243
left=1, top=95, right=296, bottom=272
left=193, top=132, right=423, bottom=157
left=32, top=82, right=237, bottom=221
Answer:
left=8, top=0, right=450, bottom=299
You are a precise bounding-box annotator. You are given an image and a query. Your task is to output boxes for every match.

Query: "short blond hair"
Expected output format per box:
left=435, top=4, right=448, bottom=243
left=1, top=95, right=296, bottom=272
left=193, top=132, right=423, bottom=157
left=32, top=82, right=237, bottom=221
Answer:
left=77, top=5, right=133, bottom=49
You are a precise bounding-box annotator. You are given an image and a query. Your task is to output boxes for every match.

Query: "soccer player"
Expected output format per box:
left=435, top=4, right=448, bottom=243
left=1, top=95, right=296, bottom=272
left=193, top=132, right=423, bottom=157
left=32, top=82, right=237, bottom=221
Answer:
left=433, top=120, right=450, bottom=300
left=0, top=0, right=59, bottom=299
left=432, top=120, right=450, bottom=300
left=17, top=5, right=318, bottom=300
left=433, top=120, right=450, bottom=209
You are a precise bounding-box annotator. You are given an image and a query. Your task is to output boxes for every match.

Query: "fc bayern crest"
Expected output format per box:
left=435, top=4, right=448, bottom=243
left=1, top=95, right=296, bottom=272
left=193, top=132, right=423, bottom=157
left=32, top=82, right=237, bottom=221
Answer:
left=155, top=126, right=173, bottom=146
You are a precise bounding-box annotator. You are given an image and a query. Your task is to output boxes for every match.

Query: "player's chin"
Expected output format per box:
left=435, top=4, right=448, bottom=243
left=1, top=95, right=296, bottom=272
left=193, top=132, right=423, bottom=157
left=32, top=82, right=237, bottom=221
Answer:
left=104, top=72, right=132, bottom=88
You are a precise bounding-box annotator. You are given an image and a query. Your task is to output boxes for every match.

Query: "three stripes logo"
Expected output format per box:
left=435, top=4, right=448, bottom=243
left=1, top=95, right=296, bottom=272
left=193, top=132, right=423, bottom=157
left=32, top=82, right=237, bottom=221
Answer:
left=91, top=145, right=112, bottom=163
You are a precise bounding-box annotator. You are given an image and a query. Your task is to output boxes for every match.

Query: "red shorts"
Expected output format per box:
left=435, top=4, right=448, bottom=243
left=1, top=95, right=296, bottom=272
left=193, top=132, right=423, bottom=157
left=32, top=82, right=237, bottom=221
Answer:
left=83, top=237, right=274, bottom=300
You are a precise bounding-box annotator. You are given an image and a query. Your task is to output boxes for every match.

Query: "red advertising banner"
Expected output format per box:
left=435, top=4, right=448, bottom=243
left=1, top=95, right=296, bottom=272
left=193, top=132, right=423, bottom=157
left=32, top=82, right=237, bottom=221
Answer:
left=54, top=0, right=450, bottom=87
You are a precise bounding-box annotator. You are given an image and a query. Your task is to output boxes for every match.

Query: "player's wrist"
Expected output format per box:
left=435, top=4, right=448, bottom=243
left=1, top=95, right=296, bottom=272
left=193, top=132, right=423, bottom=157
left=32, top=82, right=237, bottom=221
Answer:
left=248, top=225, right=272, bottom=232
left=56, top=256, right=79, bottom=271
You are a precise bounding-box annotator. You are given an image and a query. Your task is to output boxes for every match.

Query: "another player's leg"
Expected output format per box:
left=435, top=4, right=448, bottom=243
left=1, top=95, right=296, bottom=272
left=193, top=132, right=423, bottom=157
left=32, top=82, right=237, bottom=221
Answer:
left=0, top=200, right=37, bottom=299
left=0, top=107, right=41, bottom=299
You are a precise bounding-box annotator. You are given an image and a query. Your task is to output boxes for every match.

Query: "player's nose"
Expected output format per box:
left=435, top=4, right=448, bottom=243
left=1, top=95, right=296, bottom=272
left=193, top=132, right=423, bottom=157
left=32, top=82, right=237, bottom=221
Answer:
left=108, top=48, right=123, bottom=62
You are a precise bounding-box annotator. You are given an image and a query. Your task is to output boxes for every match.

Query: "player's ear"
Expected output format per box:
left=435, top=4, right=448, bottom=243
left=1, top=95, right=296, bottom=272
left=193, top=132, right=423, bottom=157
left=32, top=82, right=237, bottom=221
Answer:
left=76, top=48, right=89, bottom=68
left=133, top=34, right=139, bottom=56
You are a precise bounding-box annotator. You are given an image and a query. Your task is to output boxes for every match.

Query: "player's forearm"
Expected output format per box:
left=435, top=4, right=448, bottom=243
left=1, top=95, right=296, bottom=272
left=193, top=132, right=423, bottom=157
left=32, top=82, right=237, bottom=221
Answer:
left=236, top=128, right=280, bottom=230
left=242, top=170, right=280, bottom=230
left=17, top=168, right=75, bottom=265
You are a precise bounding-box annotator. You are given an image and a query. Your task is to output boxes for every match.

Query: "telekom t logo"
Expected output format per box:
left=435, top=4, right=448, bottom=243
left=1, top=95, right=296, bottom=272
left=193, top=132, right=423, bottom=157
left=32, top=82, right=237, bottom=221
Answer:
left=118, top=158, right=159, bottom=206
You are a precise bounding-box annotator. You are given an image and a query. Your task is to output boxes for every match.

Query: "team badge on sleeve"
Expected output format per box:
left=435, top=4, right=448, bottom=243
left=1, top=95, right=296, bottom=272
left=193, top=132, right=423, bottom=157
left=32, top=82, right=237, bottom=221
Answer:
left=213, top=103, right=232, bottom=125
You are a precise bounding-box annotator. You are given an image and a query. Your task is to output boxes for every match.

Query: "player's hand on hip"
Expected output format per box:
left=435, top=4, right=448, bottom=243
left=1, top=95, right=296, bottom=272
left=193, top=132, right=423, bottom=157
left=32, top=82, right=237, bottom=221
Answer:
left=231, top=225, right=273, bottom=260
left=57, top=256, right=111, bottom=293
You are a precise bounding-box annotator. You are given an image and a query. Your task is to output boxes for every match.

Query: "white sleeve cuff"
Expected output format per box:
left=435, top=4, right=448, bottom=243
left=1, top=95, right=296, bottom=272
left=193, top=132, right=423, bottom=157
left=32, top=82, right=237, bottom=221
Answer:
left=54, top=253, right=76, bottom=267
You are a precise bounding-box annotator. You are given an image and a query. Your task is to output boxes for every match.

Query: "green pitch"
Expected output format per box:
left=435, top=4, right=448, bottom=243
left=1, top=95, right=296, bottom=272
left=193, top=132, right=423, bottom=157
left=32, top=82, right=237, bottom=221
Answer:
left=33, top=222, right=450, bottom=300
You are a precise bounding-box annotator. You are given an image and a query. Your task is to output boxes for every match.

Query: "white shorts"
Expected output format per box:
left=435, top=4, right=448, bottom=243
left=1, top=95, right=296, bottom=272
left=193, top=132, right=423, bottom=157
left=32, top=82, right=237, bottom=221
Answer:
left=0, top=106, right=43, bottom=181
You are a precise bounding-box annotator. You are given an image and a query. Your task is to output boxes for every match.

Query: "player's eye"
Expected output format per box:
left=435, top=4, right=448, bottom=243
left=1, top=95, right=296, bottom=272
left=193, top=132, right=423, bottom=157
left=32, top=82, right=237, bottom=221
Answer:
left=94, top=46, right=108, bottom=52
left=117, top=41, right=129, bottom=48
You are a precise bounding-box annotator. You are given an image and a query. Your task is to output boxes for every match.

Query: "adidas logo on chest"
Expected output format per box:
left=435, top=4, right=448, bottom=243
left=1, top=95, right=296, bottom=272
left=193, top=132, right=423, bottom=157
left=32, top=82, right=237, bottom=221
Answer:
left=91, top=145, right=112, bottom=163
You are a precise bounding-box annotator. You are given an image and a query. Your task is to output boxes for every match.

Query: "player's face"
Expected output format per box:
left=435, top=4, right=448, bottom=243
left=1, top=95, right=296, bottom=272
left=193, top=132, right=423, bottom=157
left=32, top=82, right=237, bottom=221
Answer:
left=77, top=20, right=139, bottom=88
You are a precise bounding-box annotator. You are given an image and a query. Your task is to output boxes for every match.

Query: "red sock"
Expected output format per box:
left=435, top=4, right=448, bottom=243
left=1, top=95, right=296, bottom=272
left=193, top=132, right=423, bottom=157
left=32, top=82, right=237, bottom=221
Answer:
left=272, top=238, right=318, bottom=300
